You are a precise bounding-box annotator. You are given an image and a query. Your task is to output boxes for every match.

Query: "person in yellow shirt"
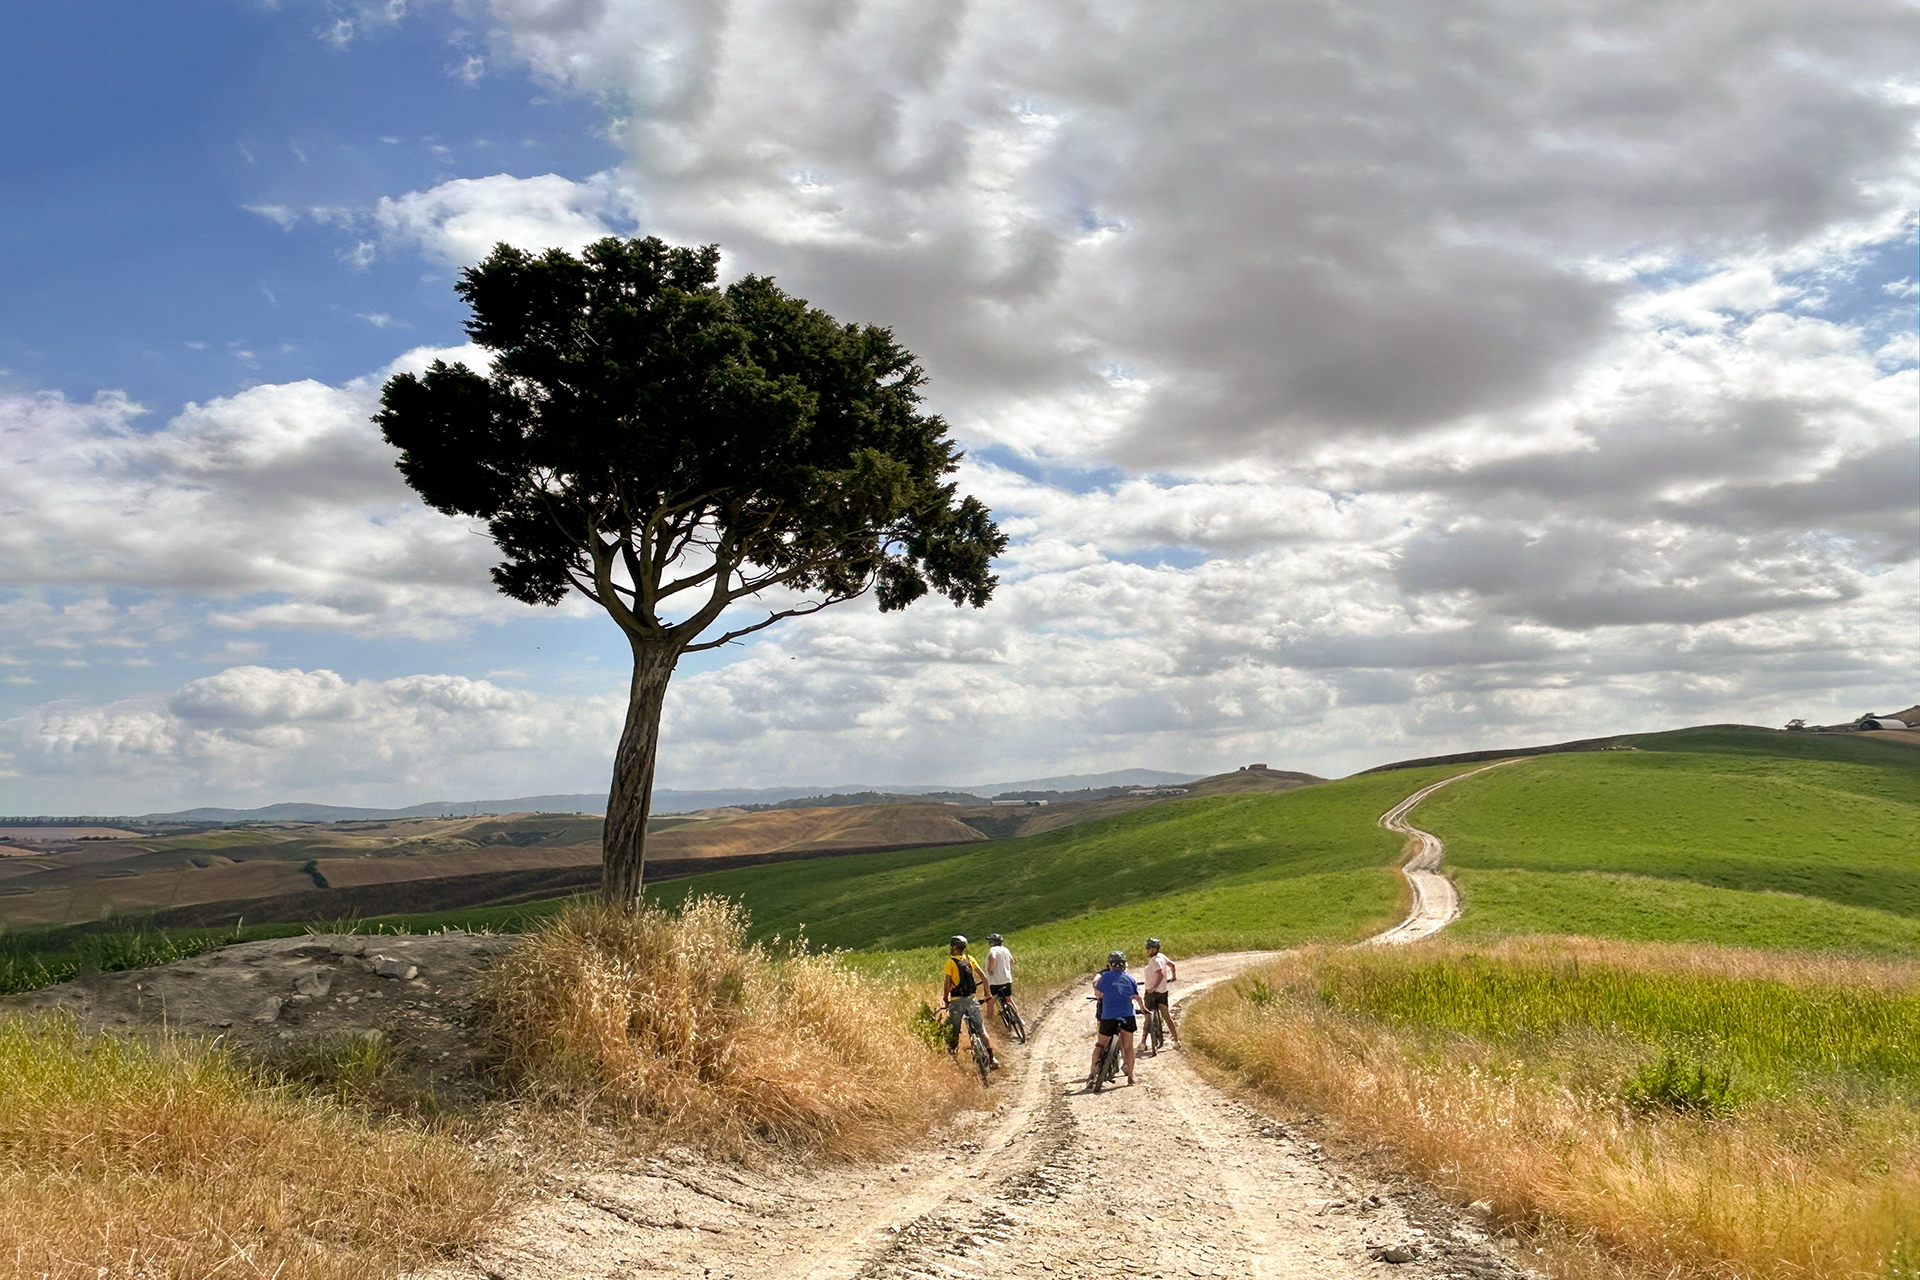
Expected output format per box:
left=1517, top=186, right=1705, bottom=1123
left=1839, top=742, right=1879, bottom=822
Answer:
left=941, top=935, right=1001, bottom=1070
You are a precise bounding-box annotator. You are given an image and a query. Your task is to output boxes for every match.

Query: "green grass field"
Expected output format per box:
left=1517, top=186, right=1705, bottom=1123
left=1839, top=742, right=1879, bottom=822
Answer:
left=1416, top=727, right=1920, bottom=955
left=1304, top=942, right=1920, bottom=1092
left=640, top=767, right=1477, bottom=986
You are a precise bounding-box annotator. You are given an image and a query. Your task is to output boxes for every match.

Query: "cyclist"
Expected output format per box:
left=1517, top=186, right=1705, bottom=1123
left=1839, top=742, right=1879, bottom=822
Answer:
left=984, top=932, right=1020, bottom=1028
left=1087, top=949, right=1144, bottom=1088
left=941, top=935, right=1001, bottom=1071
left=1141, top=937, right=1180, bottom=1048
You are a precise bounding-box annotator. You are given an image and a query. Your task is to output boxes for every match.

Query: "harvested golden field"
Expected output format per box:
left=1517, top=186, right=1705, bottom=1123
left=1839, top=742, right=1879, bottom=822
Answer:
left=644, top=801, right=987, bottom=859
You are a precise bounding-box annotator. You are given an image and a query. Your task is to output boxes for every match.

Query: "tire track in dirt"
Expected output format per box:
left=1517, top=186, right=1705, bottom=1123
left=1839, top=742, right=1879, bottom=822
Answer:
left=425, top=766, right=1533, bottom=1280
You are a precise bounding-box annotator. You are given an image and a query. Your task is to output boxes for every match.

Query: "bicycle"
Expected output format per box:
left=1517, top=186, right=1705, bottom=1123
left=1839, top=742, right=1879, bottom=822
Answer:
left=1143, top=1003, right=1165, bottom=1056
left=997, top=995, right=1028, bottom=1044
left=946, top=1003, right=993, bottom=1086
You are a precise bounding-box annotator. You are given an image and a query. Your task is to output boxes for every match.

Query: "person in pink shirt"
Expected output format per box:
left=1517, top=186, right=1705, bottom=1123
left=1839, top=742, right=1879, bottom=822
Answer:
left=1141, top=937, right=1179, bottom=1048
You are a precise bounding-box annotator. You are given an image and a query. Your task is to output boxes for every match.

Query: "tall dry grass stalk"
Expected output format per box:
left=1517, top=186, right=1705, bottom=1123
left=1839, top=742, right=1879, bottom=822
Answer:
left=0, top=1013, right=499, bottom=1280
left=1187, top=940, right=1920, bottom=1280
left=482, top=896, right=965, bottom=1160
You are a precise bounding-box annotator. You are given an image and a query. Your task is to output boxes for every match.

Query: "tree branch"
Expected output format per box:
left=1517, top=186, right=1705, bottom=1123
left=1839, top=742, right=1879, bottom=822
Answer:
left=680, top=589, right=866, bottom=652
left=588, top=522, right=648, bottom=637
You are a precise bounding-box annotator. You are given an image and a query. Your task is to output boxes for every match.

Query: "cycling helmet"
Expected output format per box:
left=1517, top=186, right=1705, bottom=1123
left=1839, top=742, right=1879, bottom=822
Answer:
left=987, top=932, right=1004, bottom=944
left=1145, top=937, right=1162, bottom=951
left=1107, top=950, right=1126, bottom=969
left=949, top=935, right=968, bottom=949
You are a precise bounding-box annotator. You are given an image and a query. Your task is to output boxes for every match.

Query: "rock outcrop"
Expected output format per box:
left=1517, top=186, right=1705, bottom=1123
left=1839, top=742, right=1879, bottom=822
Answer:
left=0, top=931, right=518, bottom=1103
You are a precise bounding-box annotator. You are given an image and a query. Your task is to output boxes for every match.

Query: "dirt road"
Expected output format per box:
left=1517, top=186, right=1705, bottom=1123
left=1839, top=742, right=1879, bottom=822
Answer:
left=427, top=768, right=1530, bottom=1280
left=1367, top=759, right=1519, bottom=946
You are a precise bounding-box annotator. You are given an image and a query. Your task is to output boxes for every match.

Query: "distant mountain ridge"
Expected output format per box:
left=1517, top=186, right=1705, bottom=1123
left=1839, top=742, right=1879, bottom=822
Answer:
left=130, top=795, right=610, bottom=823
left=71, top=769, right=1206, bottom=824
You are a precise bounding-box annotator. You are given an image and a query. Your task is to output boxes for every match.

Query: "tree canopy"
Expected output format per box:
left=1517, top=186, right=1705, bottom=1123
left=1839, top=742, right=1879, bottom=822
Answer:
left=378, top=237, right=1003, bottom=647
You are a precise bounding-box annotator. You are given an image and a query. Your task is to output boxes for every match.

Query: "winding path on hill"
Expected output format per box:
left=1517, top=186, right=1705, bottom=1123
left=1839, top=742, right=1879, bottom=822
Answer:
left=1367, top=758, right=1522, bottom=946
left=423, top=763, right=1533, bottom=1280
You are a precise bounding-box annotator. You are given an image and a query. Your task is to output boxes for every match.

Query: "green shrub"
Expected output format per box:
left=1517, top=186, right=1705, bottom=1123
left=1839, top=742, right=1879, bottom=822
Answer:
left=910, top=1000, right=952, bottom=1051
left=1622, top=1052, right=1736, bottom=1114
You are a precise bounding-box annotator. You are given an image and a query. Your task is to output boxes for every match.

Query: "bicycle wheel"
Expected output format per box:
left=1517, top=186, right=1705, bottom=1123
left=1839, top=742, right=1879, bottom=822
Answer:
left=1004, top=1003, right=1028, bottom=1045
left=970, top=1033, right=992, bottom=1086
left=1147, top=1009, right=1164, bottom=1055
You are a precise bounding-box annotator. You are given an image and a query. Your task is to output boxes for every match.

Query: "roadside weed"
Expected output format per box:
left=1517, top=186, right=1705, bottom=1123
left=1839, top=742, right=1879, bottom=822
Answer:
left=1621, top=1052, right=1735, bottom=1114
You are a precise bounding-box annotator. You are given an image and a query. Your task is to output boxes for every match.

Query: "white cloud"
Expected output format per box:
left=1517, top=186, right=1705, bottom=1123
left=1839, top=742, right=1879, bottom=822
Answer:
left=372, top=172, right=636, bottom=266
left=0, top=349, right=550, bottom=643
left=2, top=666, right=625, bottom=811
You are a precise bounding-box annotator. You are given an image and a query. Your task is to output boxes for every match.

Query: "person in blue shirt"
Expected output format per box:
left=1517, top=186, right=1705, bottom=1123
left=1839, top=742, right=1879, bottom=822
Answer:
left=1087, top=949, right=1145, bottom=1087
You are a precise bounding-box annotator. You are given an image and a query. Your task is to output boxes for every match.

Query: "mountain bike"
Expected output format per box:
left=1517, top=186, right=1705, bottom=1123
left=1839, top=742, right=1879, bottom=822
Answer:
left=997, top=995, right=1028, bottom=1044
left=1143, top=1003, right=1165, bottom=1056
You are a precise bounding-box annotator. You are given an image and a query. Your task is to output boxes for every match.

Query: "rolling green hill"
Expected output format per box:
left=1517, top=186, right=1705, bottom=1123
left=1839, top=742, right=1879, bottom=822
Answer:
left=639, top=767, right=1479, bottom=981
left=1416, top=726, right=1920, bottom=954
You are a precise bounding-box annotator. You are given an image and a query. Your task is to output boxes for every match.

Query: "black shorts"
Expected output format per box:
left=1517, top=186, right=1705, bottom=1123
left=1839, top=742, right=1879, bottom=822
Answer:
left=990, top=983, right=1013, bottom=1000
left=1098, top=1016, right=1138, bottom=1036
left=1144, top=990, right=1170, bottom=1011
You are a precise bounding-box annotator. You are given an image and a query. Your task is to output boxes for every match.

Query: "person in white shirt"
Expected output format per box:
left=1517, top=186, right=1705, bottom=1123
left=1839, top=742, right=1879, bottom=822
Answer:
left=1141, top=937, right=1179, bottom=1048
left=984, top=932, right=1020, bottom=1029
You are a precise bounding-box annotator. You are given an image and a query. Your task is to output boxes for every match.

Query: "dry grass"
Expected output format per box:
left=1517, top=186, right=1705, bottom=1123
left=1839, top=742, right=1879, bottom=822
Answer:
left=481, top=896, right=969, bottom=1160
left=0, top=1013, right=499, bottom=1280
left=1186, top=938, right=1920, bottom=1280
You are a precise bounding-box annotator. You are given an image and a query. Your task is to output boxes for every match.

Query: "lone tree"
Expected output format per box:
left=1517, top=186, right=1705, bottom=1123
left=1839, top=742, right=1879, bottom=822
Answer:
left=376, top=237, right=1005, bottom=906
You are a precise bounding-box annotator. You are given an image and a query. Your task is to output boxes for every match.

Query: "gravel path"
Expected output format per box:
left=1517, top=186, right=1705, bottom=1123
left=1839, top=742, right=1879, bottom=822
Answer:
left=421, top=767, right=1534, bottom=1280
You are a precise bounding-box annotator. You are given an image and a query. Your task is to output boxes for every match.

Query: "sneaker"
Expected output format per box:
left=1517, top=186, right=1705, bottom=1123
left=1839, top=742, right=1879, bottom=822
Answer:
left=990, top=1056, right=1003, bottom=1070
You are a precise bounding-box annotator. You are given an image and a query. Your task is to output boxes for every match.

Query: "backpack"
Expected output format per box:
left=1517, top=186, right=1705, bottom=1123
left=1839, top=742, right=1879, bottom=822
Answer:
left=950, top=956, right=980, bottom=999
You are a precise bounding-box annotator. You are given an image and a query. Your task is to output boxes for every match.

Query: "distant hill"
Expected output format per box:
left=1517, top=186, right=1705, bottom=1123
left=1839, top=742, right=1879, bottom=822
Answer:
left=136, top=795, right=608, bottom=823
left=651, top=770, right=1203, bottom=814
left=971, top=769, right=1203, bottom=794
left=93, top=770, right=1209, bottom=823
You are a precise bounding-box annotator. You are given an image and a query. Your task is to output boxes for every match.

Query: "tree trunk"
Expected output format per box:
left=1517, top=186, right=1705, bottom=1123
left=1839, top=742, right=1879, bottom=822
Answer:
left=601, top=640, right=679, bottom=908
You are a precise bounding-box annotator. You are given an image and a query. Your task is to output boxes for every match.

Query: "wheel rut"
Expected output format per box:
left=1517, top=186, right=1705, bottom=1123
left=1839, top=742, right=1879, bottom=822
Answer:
left=421, top=766, right=1535, bottom=1280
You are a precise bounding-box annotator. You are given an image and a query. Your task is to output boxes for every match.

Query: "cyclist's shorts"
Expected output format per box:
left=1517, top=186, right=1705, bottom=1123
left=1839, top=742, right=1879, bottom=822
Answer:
left=990, top=983, right=1014, bottom=1000
left=1144, top=990, right=1170, bottom=1011
left=1098, top=1016, right=1138, bottom=1036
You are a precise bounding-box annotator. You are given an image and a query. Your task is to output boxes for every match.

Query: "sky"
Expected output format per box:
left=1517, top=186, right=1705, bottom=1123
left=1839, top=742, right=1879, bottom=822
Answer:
left=1, top=0, right=1915, bottom=814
